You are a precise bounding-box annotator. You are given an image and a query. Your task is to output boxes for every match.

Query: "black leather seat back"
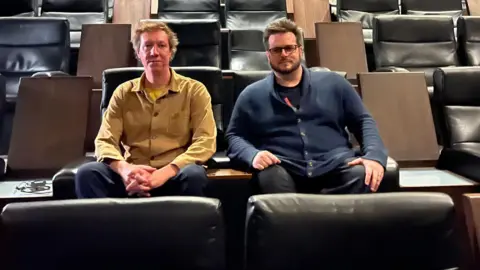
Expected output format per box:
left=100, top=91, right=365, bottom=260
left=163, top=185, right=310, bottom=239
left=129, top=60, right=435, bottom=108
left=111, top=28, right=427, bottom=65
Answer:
left=232, top=70, right=271, bottom=102
left=401, top=0, right=463, bottom=19
left=336, top=0, right=399, bottom=43
left=229, top=29, right=270, bottom=71
left=226, top=0, right=286, bottom=70
left=162, top=19, right=221, bottom=68
left=101, top=67, right=227, bottom=150
left=40, top=0, right=110, bottom=48
left=433, top=67, right=480, bottom=153
left=0, top=0, right=37, bottom=17
left=157, top=0, right=222, bottom=26
left=0, top=17, right=70, bottom=105
left=373, top=15, right=459, bottom=86
left=245, top=193, right=458, bottom=270
left=225, top=0, right=286, bottom=29
left=458, top=16, right=480, bottom=66
left=1, top=197, right=225, bottom=269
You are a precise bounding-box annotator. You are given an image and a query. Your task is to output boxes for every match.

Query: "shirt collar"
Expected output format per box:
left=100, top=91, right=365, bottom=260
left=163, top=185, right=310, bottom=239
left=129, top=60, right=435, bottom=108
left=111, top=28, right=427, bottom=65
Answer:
left=130, top=68, right=181, bottom=93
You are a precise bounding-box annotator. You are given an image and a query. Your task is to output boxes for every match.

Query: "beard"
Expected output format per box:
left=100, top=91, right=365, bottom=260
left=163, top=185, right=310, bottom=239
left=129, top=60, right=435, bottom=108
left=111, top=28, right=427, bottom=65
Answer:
left=269, top=58, right=301, bottom=74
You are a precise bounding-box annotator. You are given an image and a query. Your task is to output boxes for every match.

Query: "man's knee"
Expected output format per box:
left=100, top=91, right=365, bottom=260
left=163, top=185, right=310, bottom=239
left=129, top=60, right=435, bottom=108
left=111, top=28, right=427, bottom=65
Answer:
left=75, top=162, right=109, bottom=193
left=177, top=164, right=208, bottom=195
left=256, top=165, right=290, bottom=181
left=340, top=164, right=371, bottom=194
left=255, top=165, right=295, bottom=193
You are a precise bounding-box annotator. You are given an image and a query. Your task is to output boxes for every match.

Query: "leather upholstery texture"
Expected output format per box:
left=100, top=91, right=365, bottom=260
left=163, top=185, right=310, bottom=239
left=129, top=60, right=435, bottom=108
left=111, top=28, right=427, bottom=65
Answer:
left=40, top=0, right=110, bottom=48
left=401, top=0, right=463, bottom=21
left=0, top=17, right=70, bottom=105
left=1, top=197, right=225, bottom=270
left=434, top=66, right=480, bottom=181
left=245, top=193, right=458, bottom=270
left=458, top=16, right=480, bottom=66
left=0, top=0, right=37, bottom=17
left=160, top=19, right=221, bottom=68
left=157, top=0, right=222, bottom=26
left=226, top=0, right=286, bottom=70
left=373, top=15, right=459, bottom=88
left=336, top=0, right=399, bottom=43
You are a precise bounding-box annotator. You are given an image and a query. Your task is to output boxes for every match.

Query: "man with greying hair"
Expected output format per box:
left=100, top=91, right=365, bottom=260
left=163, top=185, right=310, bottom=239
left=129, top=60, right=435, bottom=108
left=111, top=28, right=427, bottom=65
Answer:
left=75, top=21, right=216, bottom=198
left=226, top=18, right=388, bottom=194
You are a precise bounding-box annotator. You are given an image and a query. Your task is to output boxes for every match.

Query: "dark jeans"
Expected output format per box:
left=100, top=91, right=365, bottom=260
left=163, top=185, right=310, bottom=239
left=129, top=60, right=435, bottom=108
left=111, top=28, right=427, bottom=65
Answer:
left=254, top=159, right=371, bottom=195
left=75, top=162, right=208, bottom=198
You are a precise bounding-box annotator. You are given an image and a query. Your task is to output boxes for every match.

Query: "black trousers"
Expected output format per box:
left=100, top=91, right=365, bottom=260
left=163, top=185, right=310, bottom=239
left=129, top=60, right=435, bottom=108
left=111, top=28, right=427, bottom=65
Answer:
left=74, top=161, right=208, bottom=198
left=254, top=159, right=371, bottom=195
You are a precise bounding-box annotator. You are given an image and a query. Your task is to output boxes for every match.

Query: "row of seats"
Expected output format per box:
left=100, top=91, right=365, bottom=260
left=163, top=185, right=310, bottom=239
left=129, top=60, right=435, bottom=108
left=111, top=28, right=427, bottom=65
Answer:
left=371, top=15, right=480, bottom=144
left=0, top=193, right=459, bottom=269
left=336, top=0, right=464, bottom=43
left=1, top=0, right=287, bottom=46
left=0, top=0, right=113, bottom=48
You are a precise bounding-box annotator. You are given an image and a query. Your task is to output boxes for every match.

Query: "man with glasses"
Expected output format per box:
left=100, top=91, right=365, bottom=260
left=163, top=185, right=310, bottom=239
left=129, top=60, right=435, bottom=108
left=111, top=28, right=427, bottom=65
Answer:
left=226, top=18, right=387, bottom=194
left=74, top=21, right=216, bottom=198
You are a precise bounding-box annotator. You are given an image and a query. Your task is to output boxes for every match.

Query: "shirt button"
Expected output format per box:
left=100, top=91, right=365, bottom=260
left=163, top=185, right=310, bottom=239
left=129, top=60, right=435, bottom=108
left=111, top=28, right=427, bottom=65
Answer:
left=297, top=119, right=301, bottom=123
left=308, top=172, right=312, bottom=176
left=304, top=151, right=308, bottom=155
left=309, top=161, right=313, bottom=167
left=301, top=132, right=306, bottom=136
left=151, top=135, right=157, bottom=140
left=153, top=112, right=159, bottom=117
left=150, top=156, right=155, bottom=160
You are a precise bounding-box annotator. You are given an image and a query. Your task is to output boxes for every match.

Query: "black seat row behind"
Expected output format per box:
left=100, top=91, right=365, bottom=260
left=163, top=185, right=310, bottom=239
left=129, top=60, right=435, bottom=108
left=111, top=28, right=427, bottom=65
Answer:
left=0, top=192, right=459, bottom=270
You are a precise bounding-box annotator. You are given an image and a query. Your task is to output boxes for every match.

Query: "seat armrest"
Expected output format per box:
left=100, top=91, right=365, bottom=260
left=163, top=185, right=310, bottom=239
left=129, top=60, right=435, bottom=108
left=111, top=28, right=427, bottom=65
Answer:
left=222, top=69, right=235, bottom=78
left=379, top=156, right=400, bottom=192
left=376, top=67, right=410, bottom=72
left=206, top=151, right=231, bottom=169
left=31, top=71, right=70, bottom=77
left=52, top=156, right=95, bottom=199
left=436, top=148, right=480, bottom=182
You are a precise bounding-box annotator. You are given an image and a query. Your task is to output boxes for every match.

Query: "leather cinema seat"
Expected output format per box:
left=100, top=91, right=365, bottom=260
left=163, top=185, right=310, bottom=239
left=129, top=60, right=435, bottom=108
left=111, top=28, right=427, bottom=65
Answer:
left=1, top=197, right=225, bottom=270
left=336, top=0, right=399, bottom=44
left=434, top=67, right=480, bottom=181
left=245, top=193, right=458, bottom=270
left=0, top=17, right=70, bottom=154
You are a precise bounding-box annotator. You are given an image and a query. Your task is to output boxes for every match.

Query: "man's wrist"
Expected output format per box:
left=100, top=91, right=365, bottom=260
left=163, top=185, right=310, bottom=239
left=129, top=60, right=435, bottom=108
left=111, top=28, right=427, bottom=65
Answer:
left=109, top=160, right=128, bottom=174
left=168, top=164, right=180, bottom=176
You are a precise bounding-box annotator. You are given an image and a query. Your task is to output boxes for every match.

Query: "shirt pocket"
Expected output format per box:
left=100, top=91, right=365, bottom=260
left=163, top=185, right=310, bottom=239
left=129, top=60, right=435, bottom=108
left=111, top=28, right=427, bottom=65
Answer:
left=167, top=111, right=190, bottom=136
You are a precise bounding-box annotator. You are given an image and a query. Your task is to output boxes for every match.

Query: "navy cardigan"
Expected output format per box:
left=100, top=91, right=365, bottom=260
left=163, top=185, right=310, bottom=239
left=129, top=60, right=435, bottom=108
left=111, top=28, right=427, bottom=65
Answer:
left=225, top=67, right=388, bottom=177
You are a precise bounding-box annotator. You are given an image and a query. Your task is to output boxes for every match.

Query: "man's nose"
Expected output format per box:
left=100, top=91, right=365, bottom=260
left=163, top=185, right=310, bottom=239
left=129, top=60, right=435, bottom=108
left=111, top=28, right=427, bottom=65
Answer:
left=149, top=44, right=160, bottom=55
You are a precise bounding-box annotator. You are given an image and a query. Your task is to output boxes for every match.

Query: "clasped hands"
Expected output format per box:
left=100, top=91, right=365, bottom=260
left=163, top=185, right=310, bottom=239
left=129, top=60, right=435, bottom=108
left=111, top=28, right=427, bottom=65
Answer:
left=122, top=164, right=178, bottom=197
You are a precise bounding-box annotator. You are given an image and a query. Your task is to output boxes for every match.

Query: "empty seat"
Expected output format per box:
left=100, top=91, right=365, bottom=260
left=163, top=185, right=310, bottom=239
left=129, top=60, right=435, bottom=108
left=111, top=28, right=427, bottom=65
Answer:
left=159, top=19, right=222, bottom=68
left=157, top=0, right=223, bottom=26
left=225, top=0, right=286, bottom=29
left=39, top=0, right=111, bottom=48
left=225, top=0, right=287, bottom=70
left=1, top=197, right=225, bottom=269
left=245, top=193, right=458, bottom=270
left=0, top=17, right=70, bottom=154
left=434, top=67, right=480, bottom=180
left=0, top=0, right=37, bottom=17
left=401, top=0, right=463, bottom=19
left=336, top=0, right=399, bottom=44
left=373, top=15, right=460, bottom=90
left=457, top=16, right=480, bottom=66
